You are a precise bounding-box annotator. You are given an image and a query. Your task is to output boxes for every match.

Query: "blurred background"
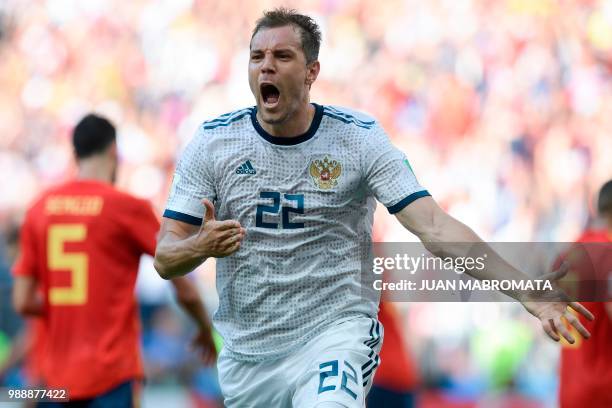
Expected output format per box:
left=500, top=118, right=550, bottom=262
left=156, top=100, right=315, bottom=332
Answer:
left=0, top=0, right=611, bottom=406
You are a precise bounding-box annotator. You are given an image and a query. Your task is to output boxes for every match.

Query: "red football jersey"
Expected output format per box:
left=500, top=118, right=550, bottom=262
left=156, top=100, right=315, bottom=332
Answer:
left=373, top=302, right=419, bottom=392
left=559, top=230, right=612, bottom=408
left=13, top=180, right=160, bottom=399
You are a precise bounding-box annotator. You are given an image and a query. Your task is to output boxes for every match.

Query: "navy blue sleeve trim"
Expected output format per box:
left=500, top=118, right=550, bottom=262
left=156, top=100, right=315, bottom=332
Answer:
left=163, top=209, right=202, bottom=226
left=387, top=190, right=431, bottom=214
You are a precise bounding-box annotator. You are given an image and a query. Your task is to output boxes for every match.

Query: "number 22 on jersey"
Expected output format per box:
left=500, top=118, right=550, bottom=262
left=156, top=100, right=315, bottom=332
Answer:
left=256, top=191, right=304, bottom=229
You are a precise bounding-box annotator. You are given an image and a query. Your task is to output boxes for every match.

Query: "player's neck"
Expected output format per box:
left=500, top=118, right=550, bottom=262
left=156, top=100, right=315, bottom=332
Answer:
left=258, top=103, right=315, bottom=138
left=76, top=157, right=115, bottom=184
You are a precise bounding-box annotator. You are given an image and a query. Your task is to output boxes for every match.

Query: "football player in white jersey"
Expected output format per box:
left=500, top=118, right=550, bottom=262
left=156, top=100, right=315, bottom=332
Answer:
left=154, top=8, right=594, bottom=407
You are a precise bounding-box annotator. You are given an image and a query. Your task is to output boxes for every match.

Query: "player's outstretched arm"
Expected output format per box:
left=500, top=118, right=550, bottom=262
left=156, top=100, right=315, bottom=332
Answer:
left=154, top=199, right=245, bottom=279
left=394, top=196, right=594, bottom=343
left=170, top=276, right=217, bottom=365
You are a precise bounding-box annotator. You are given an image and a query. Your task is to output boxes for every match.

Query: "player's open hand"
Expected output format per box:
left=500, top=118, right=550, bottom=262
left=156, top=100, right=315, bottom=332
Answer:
left=521, top=262, right=594, bottom=344
left=191, top=327, right=217, bottom=366
left=196, top=199, right=245, bottom=258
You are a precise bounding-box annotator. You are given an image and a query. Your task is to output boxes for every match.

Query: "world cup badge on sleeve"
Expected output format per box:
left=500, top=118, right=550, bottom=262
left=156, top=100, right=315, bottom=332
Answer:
left=309, top=156, right=342, bottom=190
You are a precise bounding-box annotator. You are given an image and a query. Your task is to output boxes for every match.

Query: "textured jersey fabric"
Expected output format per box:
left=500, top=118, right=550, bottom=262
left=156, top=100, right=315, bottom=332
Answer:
left=164, top=103, right=429, bottom=361
left=217, top=315, right=383, bottom=407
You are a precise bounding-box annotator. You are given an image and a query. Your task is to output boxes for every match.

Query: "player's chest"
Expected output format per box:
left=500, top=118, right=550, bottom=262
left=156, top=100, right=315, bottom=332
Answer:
left=214, top=143, right=362, bottom=210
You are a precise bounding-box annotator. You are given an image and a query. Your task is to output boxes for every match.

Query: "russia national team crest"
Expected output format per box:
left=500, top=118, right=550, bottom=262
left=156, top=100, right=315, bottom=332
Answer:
left=308, top=156, right=342, bottom=189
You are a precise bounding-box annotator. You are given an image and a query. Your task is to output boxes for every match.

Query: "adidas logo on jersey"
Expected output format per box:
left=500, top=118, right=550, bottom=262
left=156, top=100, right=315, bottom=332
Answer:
left=236, top=160, right=257, bottom=175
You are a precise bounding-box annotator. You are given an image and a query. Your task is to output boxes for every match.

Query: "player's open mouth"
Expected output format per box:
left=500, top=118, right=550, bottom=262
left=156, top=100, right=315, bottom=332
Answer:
left=260, top=83, right=280, bottom=108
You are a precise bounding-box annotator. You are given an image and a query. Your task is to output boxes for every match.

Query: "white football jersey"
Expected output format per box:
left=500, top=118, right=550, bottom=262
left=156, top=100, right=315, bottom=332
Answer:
left=164, top=104, right=429, bottom=362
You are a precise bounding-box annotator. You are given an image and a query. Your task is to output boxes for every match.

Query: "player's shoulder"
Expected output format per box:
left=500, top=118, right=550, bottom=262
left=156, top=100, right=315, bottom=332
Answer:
left=24, top=181, right=76, bottom=213
left=320, top=105, right=378, bottom=131
left=200, top=107, right=254, bottom=132
left=99, top=190, right=155, bottom=228
left=104, top=187, right=151, bottom=211
left=185, top=107, right=255, bottom=150
left=57, top=181, right=150, bottom=215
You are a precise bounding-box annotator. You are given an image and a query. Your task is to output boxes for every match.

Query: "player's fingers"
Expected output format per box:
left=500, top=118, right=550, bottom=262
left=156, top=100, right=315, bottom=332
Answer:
left=215, top=227, right=243, bottom=240
left=219, top=232, right=244, bottom=247
left=554, top=317, right=575, bottom=344
left=226, top=241, right=241, bottom=254
left=215, top=240, right=241, bottom=258
left=569, top=302, right=595, bottom=321
left=192, top=342, right=214, bottom=365
left=205, top=349, right=217, bottom=365
left=543, top=261, right=569, bottom=281
left=197, top=341, right=214, bottom=365
left=564, top=312, right=590, bottom=339
left=201, top=199, right=216, bottom=223
left=539, top=262, right=569, bottom=282
left=215, top=220, right=242, bottom=230
left=543, top=319, right=560, bottom=342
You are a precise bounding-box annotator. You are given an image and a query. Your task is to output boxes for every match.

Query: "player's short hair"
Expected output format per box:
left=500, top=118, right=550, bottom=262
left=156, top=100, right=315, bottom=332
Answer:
left=598, top=179, right=612, bottom=216
left=251, top=8, right=321, bottom=64
left=72, top=114, right=116, bottom=159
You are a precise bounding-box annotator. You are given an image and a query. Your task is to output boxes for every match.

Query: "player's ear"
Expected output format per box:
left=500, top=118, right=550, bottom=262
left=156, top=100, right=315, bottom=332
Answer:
left=305, top=60, right=320, bottom=87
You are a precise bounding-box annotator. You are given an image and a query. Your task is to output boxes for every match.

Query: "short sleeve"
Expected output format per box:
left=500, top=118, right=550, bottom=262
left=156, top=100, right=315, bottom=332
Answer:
left=163, top=125, right=216, bottom=225
left=13, top=210, right=38, bottom=278
left=362, top=125, right=430, bottom=214
left=122, top=199, right=160, bottom=256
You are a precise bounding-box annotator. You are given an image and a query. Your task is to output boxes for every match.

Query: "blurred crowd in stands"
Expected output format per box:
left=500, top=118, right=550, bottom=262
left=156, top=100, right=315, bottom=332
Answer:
left=1, top=0, right=611, bottom=406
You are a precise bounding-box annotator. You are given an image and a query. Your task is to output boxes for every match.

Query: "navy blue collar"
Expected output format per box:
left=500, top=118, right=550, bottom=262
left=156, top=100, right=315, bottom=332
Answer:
left=251, top=103, right=323, bottom=146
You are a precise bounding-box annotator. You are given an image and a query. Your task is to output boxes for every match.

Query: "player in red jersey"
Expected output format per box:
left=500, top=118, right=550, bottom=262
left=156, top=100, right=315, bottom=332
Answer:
left=367, top=302, right=418, bottom=407
left=12, top=114, right=216, bottom=407
left=558, top=180, right=612, bottom=408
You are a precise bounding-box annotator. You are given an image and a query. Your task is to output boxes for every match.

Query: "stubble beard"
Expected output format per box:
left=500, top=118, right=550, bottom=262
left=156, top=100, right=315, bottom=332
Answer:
left=259, top=102, right=293, bottom=126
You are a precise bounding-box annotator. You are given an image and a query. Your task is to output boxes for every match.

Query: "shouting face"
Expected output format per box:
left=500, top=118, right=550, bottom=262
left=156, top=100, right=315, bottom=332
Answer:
left=249, top=24, right=319, bottom=127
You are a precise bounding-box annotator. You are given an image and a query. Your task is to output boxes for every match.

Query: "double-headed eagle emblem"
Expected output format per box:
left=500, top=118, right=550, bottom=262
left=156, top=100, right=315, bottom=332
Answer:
left=309, top=156, right=342, bottom=189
